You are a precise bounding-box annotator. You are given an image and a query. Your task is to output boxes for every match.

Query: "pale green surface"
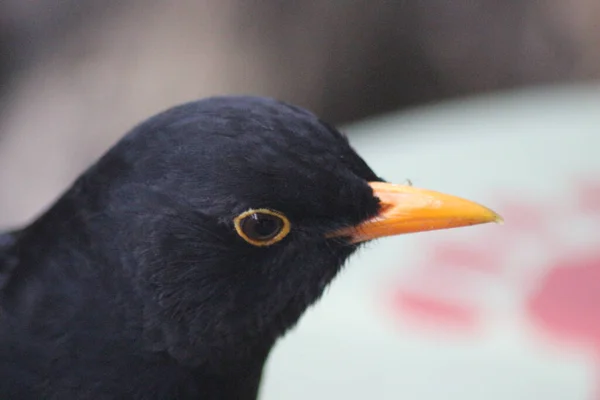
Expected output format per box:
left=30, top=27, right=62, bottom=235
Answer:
left=260, top=84, right=600, bottom=400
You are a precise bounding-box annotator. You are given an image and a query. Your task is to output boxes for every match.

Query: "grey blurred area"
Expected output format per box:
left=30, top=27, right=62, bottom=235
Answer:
left=1, top=0, right=599, bottom=228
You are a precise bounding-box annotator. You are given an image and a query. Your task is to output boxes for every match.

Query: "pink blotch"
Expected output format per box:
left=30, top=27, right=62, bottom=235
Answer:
left=430, top=241, right=503, bottom=274
left=577, top=182, right=600, bottom=215
left=528, top=254, right=600, bottom=349
left=391, top=289, right=481, bottom=333
left=527, top=254, right=600, bottom=400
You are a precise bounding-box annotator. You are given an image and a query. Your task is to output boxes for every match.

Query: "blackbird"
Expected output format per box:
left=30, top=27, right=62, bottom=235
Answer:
left=0, top=96, right=501, bottom=399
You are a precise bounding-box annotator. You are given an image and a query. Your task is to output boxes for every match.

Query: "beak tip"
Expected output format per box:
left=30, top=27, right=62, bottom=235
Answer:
left=492, top=213, right=505, bottom=225
left=471, top=206, right=504, bottom=227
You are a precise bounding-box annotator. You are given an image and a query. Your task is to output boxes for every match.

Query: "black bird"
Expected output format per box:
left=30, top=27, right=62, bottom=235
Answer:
left=0, top=96, right=501, bottom=399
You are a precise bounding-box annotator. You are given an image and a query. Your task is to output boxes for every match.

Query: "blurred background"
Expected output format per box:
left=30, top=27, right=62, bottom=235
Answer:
left=1, top=1, right=599, bottom=399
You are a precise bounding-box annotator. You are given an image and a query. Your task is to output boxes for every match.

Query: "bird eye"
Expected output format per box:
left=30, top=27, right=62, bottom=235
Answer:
left=233, top=209, right=291, bottom=246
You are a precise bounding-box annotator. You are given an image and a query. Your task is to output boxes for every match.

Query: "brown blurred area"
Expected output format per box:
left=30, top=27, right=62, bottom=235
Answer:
left=1, top=0, right=599, bottom=228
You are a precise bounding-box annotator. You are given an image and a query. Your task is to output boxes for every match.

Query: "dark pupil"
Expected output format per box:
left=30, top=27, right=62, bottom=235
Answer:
left=242, top=213, right=283, bottom=240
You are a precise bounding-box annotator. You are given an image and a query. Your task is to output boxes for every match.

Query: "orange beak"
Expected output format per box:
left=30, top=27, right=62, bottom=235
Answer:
left=330, top=181, right=503, bottom=243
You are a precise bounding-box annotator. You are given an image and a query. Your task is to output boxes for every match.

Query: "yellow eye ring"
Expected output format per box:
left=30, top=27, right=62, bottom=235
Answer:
left=233, top=208, right=291, bottom=247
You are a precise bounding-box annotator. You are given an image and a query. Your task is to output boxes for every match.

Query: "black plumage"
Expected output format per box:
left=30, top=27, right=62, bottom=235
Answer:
left=0, top=96, right=501, bottom=399
left=0, top=97, right=383, bottom=399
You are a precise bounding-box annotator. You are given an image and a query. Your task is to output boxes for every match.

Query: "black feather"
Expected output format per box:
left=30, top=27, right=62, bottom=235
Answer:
left=0, top=96, right=382, bottom=399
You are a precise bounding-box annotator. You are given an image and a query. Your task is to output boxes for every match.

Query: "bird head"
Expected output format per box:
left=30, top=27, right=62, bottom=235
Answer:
left=62, top=96, right=500, bottom=367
